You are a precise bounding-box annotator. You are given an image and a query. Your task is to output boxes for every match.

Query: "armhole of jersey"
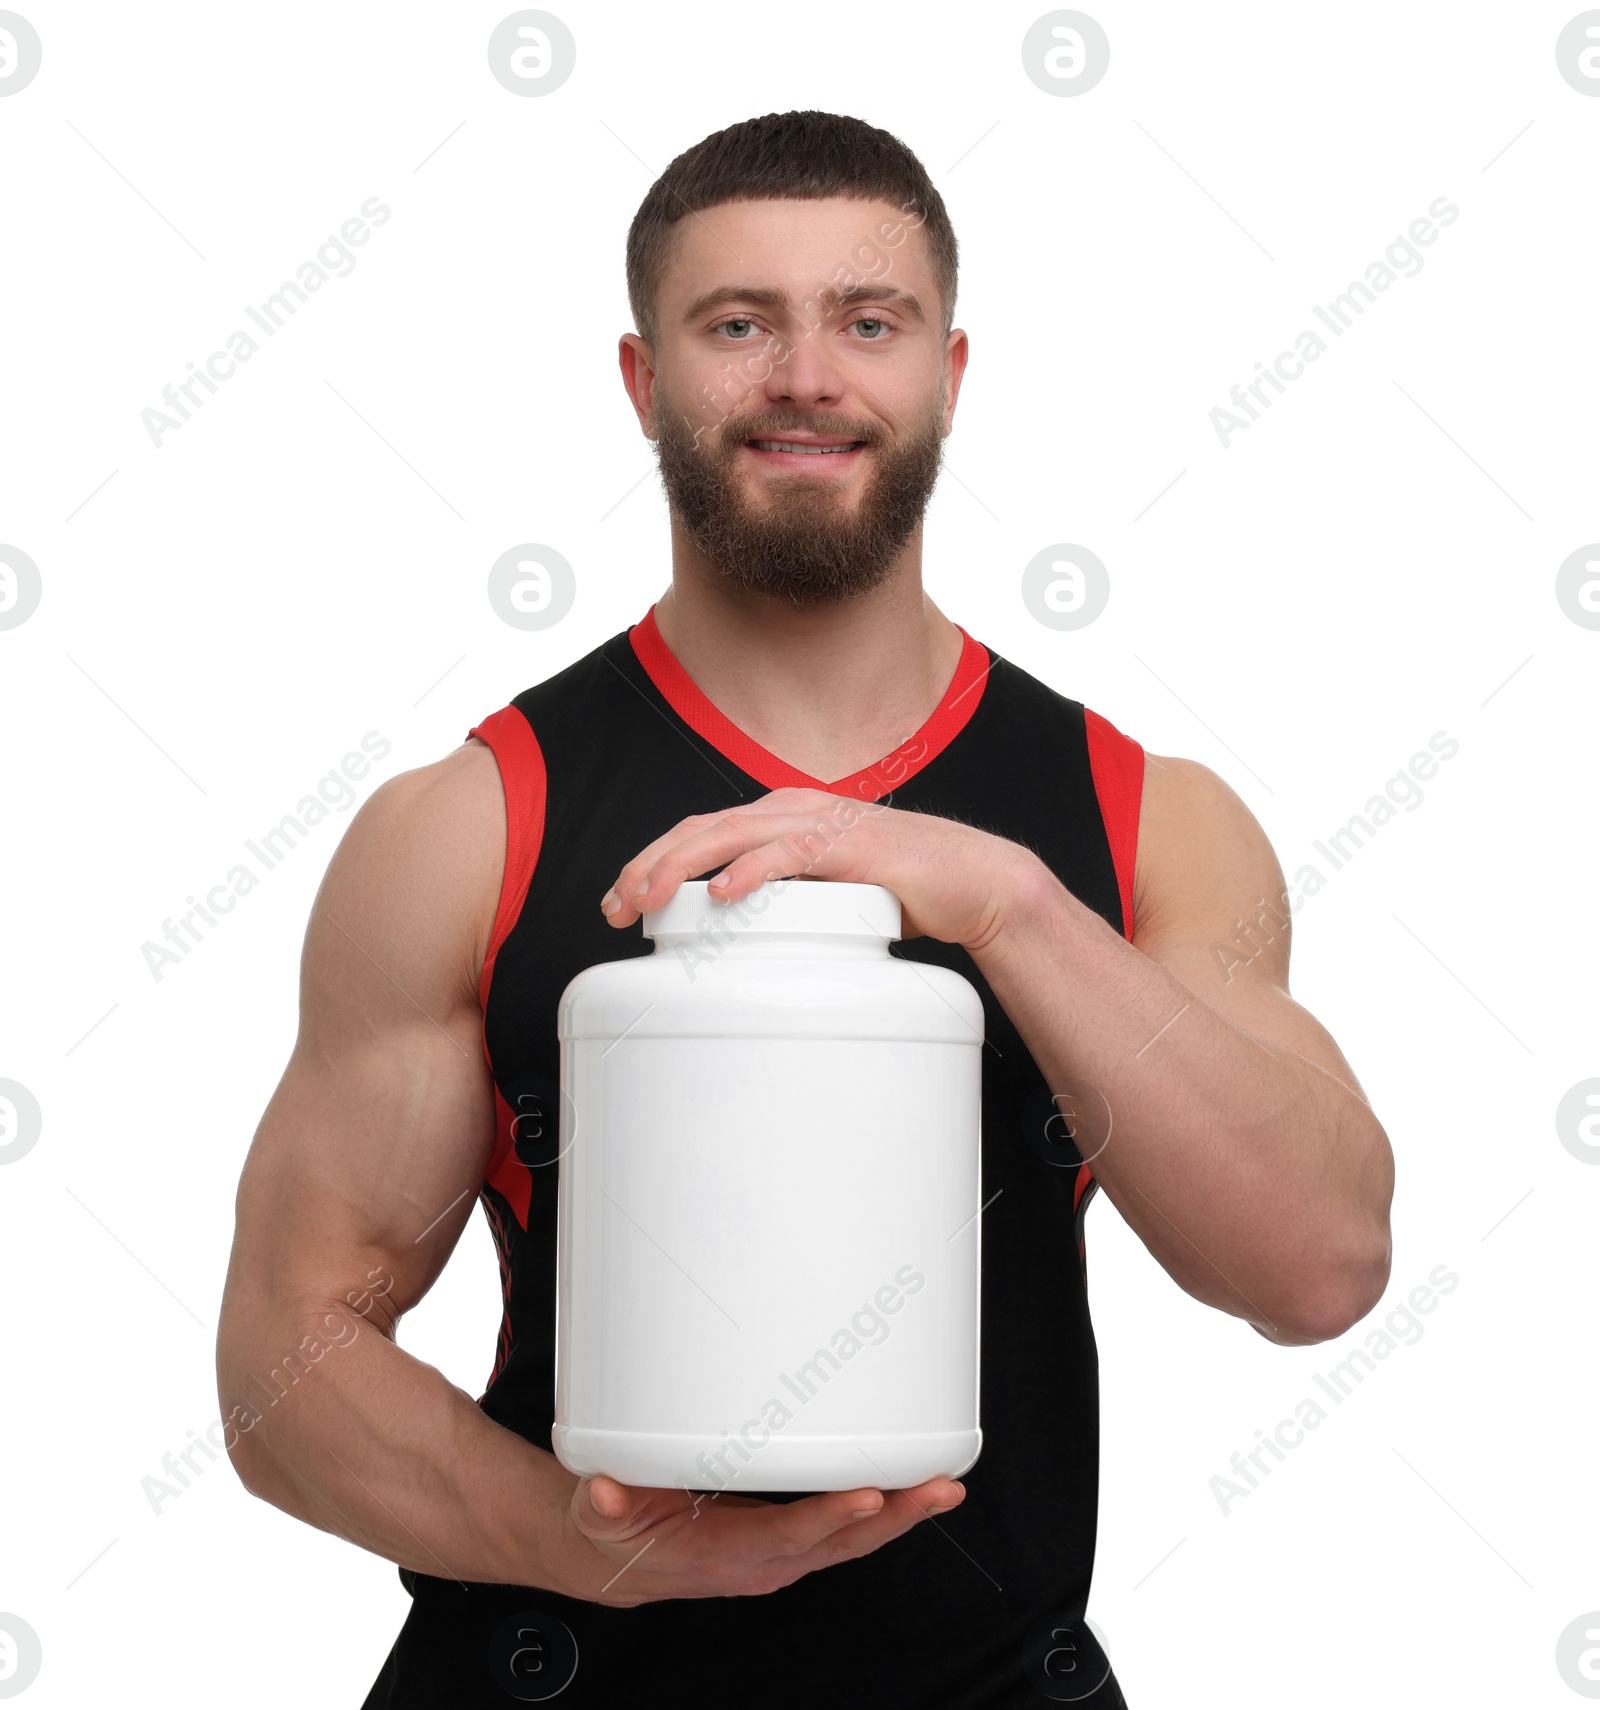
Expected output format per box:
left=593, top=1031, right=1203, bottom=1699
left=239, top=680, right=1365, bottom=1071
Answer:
left=1083, top=706, right=1145, bottom=944
left=1078, top=707, right=1145, bottom=1251
left=468, top=706, right=547, bottom=1013
left=467, top=707, right=546, bottom=1220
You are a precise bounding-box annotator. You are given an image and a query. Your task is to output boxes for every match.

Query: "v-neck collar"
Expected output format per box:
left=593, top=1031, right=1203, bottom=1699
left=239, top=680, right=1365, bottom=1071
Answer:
left=627, top=603, right=991, bottom=802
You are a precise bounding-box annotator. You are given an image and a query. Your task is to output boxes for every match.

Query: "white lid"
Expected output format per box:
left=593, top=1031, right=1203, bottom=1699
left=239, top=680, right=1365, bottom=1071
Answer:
left=642, top=877, right=901, bottom=942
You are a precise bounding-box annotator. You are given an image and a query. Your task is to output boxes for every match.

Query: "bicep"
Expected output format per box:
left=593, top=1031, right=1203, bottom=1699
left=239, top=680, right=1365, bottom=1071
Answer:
left=237, top=1016, right=495, bottom=1330
left=1131, top=753, right=1370, bottom=1100
left=224, top=746, right=504, bottom=1329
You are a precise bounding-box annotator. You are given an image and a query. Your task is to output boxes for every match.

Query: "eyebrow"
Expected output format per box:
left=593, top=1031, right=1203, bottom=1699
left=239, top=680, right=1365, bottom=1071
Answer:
left=681, top=281, right=927, bottom=327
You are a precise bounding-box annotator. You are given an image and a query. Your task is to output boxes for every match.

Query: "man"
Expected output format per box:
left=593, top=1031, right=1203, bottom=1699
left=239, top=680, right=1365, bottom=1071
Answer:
left=218, top=110, right=1394, bottom=1707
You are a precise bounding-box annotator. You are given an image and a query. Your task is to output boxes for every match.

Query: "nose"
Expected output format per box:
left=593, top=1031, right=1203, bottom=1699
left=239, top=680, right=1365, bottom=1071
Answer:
left=758, top=323, right=848, bottom=412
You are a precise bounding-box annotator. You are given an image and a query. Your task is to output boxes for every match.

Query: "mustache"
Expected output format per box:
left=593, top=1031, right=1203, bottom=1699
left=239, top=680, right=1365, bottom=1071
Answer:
left=724, top=418, right=879, bottom=446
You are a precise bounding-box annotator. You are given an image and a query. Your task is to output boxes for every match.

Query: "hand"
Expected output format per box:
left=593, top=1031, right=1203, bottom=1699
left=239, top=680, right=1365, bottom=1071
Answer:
left=598, top=787, right=1039, bottom=951
left=558, top=1471, right=967, bottom=1607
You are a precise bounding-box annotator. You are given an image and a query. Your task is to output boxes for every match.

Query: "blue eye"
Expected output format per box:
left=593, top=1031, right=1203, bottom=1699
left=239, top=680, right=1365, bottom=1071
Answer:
left=710, top=313, right=896, bottom=341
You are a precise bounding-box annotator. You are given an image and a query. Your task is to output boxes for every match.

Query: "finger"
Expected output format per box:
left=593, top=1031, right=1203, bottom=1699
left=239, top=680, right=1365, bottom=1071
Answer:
left=703, top=832, right=846, bottom=905
left=857, top=1478, right=965, bottom=1524
left=571, top=1474, right=664, bottom=1539
left=597, top=811, right=733, bottom=924
left=825, top=1478, right=965, bottom=1540
left=777, top=1480, right=967, bottom=1578
left=602, top=808, right=830, bottom=925
left=628, top=791, right=889, bottom=920
left=710, top=1485, right=889, bottom=1561
left=597, top=807, right=794, bottom=927
left=707, top=796, right=895, bottom=907
left=583, top=1474, right=629, bottom=1520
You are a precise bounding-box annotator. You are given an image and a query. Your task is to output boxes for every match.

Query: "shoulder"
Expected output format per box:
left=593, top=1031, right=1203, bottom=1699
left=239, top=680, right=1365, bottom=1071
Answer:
left=354, top=738, right=505, bottom=858
left=309, top=739, right=506, bottom=1013
left=1131, top=752, right=1287, bottom=963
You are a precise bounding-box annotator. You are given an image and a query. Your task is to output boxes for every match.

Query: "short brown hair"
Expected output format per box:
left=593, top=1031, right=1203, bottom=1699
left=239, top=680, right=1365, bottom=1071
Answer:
left=625, top=110, right=958, bottom=352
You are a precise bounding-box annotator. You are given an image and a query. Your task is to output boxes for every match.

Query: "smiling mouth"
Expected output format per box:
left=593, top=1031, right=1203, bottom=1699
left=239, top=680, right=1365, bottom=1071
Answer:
left=745, top=439, right=867, bottom=456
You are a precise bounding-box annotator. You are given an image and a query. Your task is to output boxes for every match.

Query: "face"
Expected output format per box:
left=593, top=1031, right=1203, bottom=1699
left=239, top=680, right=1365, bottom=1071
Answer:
left=623, top=196, right=966, bottom=606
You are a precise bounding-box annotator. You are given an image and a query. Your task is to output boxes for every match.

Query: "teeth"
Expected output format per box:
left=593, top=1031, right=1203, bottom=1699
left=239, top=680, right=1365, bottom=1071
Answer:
left=748, top=439, right=859, bottom=455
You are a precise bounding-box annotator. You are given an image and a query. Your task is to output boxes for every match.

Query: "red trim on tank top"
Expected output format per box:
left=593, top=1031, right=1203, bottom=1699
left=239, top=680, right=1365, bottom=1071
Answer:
left=1077, top=708, right=1144, bottom=1257
left=466, top=706, right=546, bottom=1233
left=1073, top=1172, right=1099, bottom=1285
left=1072, top=1165, right=1094, bottom=1217
left=1083, top=706, right=1144, bottom=943
left=628, top=603, right=991, bottom=802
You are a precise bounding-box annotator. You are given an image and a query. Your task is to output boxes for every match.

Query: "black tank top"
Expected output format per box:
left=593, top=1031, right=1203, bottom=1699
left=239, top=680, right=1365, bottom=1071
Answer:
left=362, top=605, right=1143, bottom=1709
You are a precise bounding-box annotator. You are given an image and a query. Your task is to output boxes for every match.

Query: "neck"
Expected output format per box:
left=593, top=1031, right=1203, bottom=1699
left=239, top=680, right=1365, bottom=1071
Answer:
left=651, top=529, right=965, bottom=786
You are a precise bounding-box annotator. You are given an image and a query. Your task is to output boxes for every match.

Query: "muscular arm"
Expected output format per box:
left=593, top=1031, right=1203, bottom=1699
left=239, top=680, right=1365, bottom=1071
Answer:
left=217, top=740, right=961, bottom=1601
left=969, top=752, right=1395, bottom=1346
left=215, top=740, right=571, bottom=1587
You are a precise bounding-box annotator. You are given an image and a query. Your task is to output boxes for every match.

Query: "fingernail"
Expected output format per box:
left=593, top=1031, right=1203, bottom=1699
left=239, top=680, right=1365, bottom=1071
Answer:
left=710, top=868, right=731, bottom=888
left=850, top=1507, right=880, bottom=1520
left=631, top=879, right=650, bottom=899
left=600, top=890, right=620, bottom=915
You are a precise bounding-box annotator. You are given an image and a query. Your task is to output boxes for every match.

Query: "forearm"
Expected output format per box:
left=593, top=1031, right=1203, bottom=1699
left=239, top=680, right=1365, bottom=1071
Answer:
left=219, top=1300, right=581, bottom=1592
left=971, top=857, right=1391, bottom=1340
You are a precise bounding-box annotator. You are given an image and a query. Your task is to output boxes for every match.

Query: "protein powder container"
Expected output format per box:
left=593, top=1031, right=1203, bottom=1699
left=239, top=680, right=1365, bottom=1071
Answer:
left=552, top=877, right=984, bottom=1493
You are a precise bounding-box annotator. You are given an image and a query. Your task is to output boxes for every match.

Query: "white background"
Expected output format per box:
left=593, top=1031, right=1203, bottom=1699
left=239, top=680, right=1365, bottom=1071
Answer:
left=1, top=2, right=1596, bottom=1705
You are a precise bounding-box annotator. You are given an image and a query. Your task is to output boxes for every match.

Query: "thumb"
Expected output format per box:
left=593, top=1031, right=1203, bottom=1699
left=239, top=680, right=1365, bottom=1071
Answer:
left=571, top=1474, right=637, bottom=1536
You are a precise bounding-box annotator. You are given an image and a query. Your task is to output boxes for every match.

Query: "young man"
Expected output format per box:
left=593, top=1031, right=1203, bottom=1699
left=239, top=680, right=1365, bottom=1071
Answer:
left=218, top=111, right=1394, bottom=1708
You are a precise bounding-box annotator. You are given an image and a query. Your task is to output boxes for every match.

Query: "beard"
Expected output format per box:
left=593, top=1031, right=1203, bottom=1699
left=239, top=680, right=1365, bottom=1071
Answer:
left=651, top=387, right=946, bottom=607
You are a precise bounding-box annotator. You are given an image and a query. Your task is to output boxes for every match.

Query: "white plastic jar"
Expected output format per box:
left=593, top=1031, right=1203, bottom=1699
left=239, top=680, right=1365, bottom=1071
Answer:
left=552, top=877, right=984, bottom=1494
